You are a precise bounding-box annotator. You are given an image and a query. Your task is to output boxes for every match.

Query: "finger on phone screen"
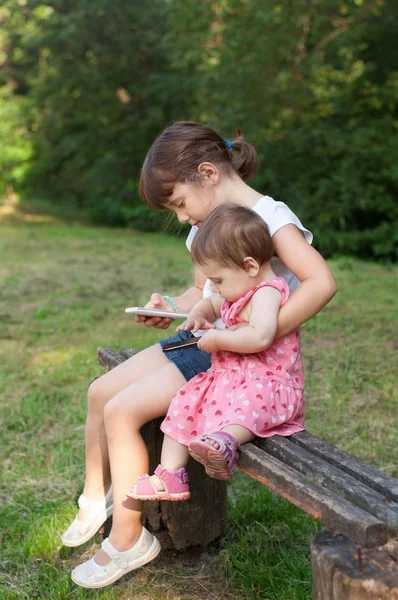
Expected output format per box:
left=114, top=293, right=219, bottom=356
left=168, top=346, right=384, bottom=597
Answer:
left=176, top=320, right=188, bottom=332
left=192, top=321, right=204, bottom=333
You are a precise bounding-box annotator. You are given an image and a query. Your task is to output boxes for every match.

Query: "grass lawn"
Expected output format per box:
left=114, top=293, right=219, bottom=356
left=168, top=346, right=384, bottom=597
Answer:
left=1, top=204, right=397, bottom=600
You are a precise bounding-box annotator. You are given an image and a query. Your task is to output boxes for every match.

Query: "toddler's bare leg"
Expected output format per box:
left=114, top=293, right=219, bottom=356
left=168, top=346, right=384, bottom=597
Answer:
left=206, top=425, right=254, bottom=450
left=161, top=434, right=190, bottom=469
left=146, top=434, right=190, bottom=492
left=222, top=425, right=254, bottom=444
left=82, top=344, right=171, bottom=512
left=94, top=361, right=186, bottom=566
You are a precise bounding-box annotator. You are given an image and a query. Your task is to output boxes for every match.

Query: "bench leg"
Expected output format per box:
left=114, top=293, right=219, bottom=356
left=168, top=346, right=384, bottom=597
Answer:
left=141, top=418, right=228, bottom=549
left=311, top=530, right=398, bottom=599
left=97, top=348, right=228, bottom=550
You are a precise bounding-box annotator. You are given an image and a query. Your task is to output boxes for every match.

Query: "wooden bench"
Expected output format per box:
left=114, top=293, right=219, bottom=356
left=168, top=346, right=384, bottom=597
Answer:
left=98, top=347, right=398, bottom=600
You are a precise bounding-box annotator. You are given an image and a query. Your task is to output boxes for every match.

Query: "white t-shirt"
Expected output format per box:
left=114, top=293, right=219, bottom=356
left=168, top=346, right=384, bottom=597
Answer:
left=185, top=196, right=313, bottom=332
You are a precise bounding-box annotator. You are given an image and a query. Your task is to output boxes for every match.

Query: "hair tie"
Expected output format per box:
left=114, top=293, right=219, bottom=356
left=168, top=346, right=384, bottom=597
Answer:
left=225, top=139, right=232, bottom=150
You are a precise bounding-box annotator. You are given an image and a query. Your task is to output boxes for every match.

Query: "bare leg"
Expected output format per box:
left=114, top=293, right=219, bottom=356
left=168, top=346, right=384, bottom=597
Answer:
left=80, top=343, right=171, bottom=516
left=94, top=361, right=187, bottom=566
left=146, top=435, right=190, bottom=492
left=206, top=425, right=255, bottom=449
left=161, top=435, right=190, bottom=469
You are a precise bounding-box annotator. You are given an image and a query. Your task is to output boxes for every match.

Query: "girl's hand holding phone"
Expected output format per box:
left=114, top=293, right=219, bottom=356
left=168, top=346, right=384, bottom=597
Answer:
left=135, top=293, right=174, bottom=330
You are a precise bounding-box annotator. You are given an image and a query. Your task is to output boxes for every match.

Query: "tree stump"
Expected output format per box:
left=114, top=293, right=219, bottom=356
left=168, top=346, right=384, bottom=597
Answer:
left=311, top=530, right=398, bottom=599
left=97, top=347, right=228, bottom=550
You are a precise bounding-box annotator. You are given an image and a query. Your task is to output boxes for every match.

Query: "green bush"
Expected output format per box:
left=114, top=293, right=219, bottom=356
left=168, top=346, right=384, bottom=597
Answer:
left=1, top=0, right=397, bottom=260
left=259, top=116, right=398, bottom=260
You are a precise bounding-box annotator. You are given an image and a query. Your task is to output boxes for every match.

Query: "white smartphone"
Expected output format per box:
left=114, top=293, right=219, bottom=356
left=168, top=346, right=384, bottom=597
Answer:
left=125, top=307, right=189, bottom=320
left=163, top=337, right=200, bottom=352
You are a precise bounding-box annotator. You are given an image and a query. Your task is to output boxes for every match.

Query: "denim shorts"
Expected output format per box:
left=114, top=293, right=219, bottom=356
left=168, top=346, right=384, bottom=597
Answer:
left=159, top=331, right=211, bottom=381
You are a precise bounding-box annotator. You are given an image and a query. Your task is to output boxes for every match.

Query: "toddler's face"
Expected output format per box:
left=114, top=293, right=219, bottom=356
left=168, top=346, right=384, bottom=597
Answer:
left=202, top=260, right=253, bottom=303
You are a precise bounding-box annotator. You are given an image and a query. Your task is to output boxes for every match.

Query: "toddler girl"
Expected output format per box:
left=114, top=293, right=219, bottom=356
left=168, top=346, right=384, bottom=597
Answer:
left=128, top=204, right=304, bottom=500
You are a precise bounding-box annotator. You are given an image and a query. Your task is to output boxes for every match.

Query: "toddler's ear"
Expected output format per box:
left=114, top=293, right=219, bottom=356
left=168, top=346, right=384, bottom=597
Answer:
left=243, top=256, right=260, bottom=276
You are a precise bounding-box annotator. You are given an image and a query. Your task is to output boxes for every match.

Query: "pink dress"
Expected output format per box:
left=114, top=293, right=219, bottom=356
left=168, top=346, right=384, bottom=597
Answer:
left=161, top=278, right=305, bottom=446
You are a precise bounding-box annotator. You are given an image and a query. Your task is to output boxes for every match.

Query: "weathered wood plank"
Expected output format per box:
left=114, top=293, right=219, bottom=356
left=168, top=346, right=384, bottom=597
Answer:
left=290, top=431, right=398, bottom=501
left=119, top=348, right=136, bottom=360
left=97, top=347, right=126, bottom=368
left=254, top=437, right=398, bottom=531
left=386, top=539, right=398, bottom=561
left=239, top=443, right=387, bottom=547
left=311, top=530, right=398, bottom=600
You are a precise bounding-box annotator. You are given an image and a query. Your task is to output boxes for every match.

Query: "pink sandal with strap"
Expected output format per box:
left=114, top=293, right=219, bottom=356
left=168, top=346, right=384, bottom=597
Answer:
left=126, top=465, right=191, bottom=501
left=188, top=431, right=240, bottom=480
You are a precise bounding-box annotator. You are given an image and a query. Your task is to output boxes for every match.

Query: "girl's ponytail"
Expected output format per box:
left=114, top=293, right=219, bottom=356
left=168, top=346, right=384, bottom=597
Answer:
left=229, top=129, right=258, bottom=182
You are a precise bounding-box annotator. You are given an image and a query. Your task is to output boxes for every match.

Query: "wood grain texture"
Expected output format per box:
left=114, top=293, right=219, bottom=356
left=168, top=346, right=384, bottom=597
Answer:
left=290, top=431, right=398, bottom=501
left=311, top=530, right=398, bottom=599
left=97, top=346, right=126, bottom=368
left=239, top=443, right=387, bottom=547
left=254, top=436, right=398, bottom=531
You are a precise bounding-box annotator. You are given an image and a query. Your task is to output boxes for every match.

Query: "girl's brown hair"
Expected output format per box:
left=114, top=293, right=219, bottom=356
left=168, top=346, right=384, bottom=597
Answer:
left=139, top=121, right=257, bottom=210
left=191, top=204, right=274, bottom=269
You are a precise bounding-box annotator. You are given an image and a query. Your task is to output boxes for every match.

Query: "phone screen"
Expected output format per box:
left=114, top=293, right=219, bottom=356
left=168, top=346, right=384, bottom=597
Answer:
left=163, top=337, right=200, bottom=352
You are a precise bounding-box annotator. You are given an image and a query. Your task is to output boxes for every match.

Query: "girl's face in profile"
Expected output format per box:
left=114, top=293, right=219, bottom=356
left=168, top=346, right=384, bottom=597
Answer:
left=167, top=181, right=216, bottom=227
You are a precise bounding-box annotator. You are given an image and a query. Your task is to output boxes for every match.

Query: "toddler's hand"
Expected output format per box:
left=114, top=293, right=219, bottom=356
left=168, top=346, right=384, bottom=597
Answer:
left=197, top=330, right=220, bottom=353
left=176, top=315, right=216, bottom=334
left=135, top=293, right=173, bottom=330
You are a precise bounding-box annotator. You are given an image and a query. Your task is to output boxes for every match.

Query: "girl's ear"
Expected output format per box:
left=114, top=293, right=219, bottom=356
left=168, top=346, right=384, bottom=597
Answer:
left=197, top=162, right=219, bottom=184
left=243, top=256, right=260, bottom=276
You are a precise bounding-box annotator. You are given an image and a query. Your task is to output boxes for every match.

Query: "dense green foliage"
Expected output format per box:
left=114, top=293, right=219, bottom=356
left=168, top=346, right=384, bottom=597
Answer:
left=0, top=0, right=397, bottom=258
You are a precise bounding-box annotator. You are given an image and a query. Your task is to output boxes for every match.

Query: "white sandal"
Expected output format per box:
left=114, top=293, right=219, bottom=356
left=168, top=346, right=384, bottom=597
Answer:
left=61, top=486, right=113, bottom=547
left=71, top=528, right=161, bottom=588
